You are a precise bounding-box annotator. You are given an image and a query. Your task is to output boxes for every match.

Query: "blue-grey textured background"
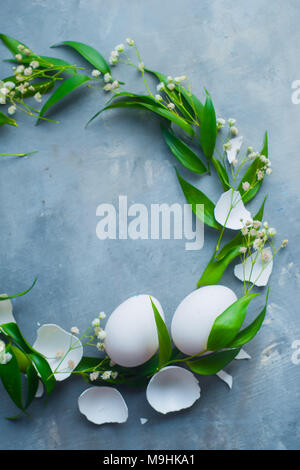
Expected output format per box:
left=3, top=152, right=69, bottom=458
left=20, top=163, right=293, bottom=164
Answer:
left=0, top=0, right=299, bottom=450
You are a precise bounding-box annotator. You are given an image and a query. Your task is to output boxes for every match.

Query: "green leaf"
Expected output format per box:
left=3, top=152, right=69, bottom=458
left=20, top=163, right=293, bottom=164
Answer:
left=176, top=169, right=221, bottom=230
left=0, top=277, right=37, bottom=301
left=11, top=346, right=30, bottom=372
left=0, top=111, right=17, bottom=127
left=151, top=298, right=172, bottom=369
left=197, top=246, right=241, bottom=287
left=187, top=348, right=240, bottom=375
left=0, top=344, right=23, bottom=411
left=0, top=33, right=32, bottom=56
left=90, top=99, right=196, bottom=136
left=207, top=293, right=260, bottom=351
left=25, top=363, right=39, bottom=409
left=239, top=132, right=268, bottom=203
left=1, top=323, right=56, bottom=395
left=200, top=90, right=217, bottom=160
left=51, top=40, right=111, bottom=74
left=228, top=288, right=269, bottom=348
left=212, top=157, right=230, bottom=190
left=37, top=74, right=91, bottom=122
left=161, top=125, right=207, bottom=174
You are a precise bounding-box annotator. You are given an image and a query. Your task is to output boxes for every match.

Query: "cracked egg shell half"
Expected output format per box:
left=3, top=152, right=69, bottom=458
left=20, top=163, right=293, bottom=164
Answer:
left=104, top=295, right=164, bottom=367
left=171, top=286, right=237, bottom=356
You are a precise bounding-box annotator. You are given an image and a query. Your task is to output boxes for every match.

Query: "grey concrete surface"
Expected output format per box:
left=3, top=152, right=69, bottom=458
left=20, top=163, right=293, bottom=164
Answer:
left=0, top=0, right=299, bottom=450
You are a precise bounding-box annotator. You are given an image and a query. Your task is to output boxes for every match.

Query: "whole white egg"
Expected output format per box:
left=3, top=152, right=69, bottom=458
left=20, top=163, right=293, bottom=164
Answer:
left=104, top=295, right=165, bottom=367
left=171, top=285, right=237, bottom=356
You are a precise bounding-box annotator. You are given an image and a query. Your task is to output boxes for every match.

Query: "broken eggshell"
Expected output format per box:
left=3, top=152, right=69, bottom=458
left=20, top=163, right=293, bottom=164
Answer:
left=214, top=189, right=251, bottom=230
left=78, top=387, right=128, bottom=425
left=146, top=366, right=200, bottom=414
left=33, top=324, right=83, bottom=381
left=0, top=294, right=15, bottom=326
left=225, top=136, right=243, bottom=164
left=171, top=285, right=237, bottom=356
left=234, top=247, right=273, bottom=286
left=105, top=295, right=165, bottom=367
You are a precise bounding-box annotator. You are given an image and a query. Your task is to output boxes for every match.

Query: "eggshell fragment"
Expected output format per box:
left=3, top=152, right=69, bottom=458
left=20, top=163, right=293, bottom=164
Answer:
left=171, top=286, right=237, bottom=356
left=78, top=387, right=128, bottom=425
left=146, top=366, right=200, bottom=414
left=214, top=189, right=251, bottom=230
left=0, top=294, right=15, bottom=326
left=105, top=295, right=165, bottom=367
left=234, top=247, right=273, bottom=286
left=216, top=370, right=233, bottom=389
left=226, top=136, right=243, bottom=164
left=35, top=380, right=44, bottom=398
left=33, top=324, right=83, bottom=381
left=235, top=348, right=251, bottom=360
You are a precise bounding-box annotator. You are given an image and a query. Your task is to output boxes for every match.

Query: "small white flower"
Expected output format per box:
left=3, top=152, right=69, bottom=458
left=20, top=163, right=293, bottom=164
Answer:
left=266, top=168, right=272, bottom=175
left=167, top=83, right=175, bottom=91
left=92, top=318, right=100, bottom=327
left=260, top=154, right=267, bottom=163
left=263, top=221, right=269, bottom=229
left=174, top=75, right=186, bottom=83
left=126, top=38, right=135, bottom=46
left=15, top=53, right=22, bottom=61
left=8, top=105, right=16, bottom=115
left=16, top=65, right=25, bottom=74
left=156, top=82, right=165, bottom=92
left=111, top=50, right=119, bottom=58
left=228, top=118, right=236, bottom=127
left=91, top=69, right=101, bottom=77
left=71, top=326, right=79, bottom=335
left=111, top=371, right=118, bottom=379
left=0, top=340, right=5, bottom=353
left=0, top=94, right=6, bottom=104
left=115, top=43, right=124, bottom=52
left=101, top=370, right=112, bottom=380
left=17, top=44, right=24, bottom=51
left=0, top=351, right=12, bottom=365
left=217, top=117, right=225, bottom=129
left=256, top=170, right=264, bottom=181
left=34, top=92, right=42, bottom=102
left=138, top=62, right=145, bottom=71
left=239, top=246, right=247, bottom=254
left=104, top=73, right=112, bottom=83
left=167, top=102, right=175, bottom=110
left=253, top=220, right=261, bottom=229
left=231, top=126, right=238, bottom=136
left=250, top=228, right=257, bottom=237
left=24, top=48, right=31, bottom=56
left=89, top=371, right=100, bottom=381
left=99, top=311, right=106, bottom=319
left=0, top=87, right=9, bottom=96
left=242, top=181, right=250, bottom=191
left=248, top=152, right=258, bottom=160
left=30, top=60, right=39, bottom=69
left=97, top=329, right=106, bottom=341
left=111, top=80, right=119, bottom=90
left=281, top=239, right=288, bottom=248
left=155, top=94, right=162, bottom=101
left=241, top=226, right=248, bottom=236
left=109, top=55, right=118, bottom=65
left=15, top=74, right=24, bottom=82
left=28, top=85, right=35, bottom=91
left=103, top=83, right=113, bottom=91
left=253, top=238, right=263, bottom=250
left=268, top=227, right=276, bottom=237
left=96, top=342, right=105, bottom=351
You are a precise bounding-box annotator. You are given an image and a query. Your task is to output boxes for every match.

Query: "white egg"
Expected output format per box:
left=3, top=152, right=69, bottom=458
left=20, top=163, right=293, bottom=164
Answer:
left=171, top=285, right=237, bottom=356
left=104, top=295, right=164, bottom=367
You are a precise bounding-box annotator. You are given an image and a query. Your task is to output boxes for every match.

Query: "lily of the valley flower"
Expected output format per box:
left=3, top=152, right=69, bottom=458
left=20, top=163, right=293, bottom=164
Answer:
left=234, top=247, right=273, bottom=286
left=225, top=136, right=243, bottom=164
left=146, top=366, right=200, bottom=414
left=33, top=324, right=83, bottom=381
left=78, top=387, right=128, bottom=425
left=214, top=189, right=252, bottom=230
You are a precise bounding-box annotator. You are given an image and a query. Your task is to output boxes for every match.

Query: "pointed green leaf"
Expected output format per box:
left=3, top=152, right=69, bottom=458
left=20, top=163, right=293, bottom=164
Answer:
left=228, top=289, right=269, bottom=348
left=51, top=41, right=110, bottom=74
left=187, top=348, right=240, bottom=375
left=200, top=90, right=217, bottom=160
left=176, top=169, right=221, bottom=230
left=197, top=246, right=241, bottom=287
left=212, top=157, right=230, bottom=190
left=161, top=125, right=207, bottom=174
left=150, top=297, right=172, bottom=369
left=90, top=99, right=195, bottom=136
left=0, top=344, right=23, bottom=411
left=0, top=111, right=17, bottom=127
left=239, top=132, right=268, bottom=203
left=207, top=293, right=260, bottom=351
left=37, top=74, right=91, bottom=122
